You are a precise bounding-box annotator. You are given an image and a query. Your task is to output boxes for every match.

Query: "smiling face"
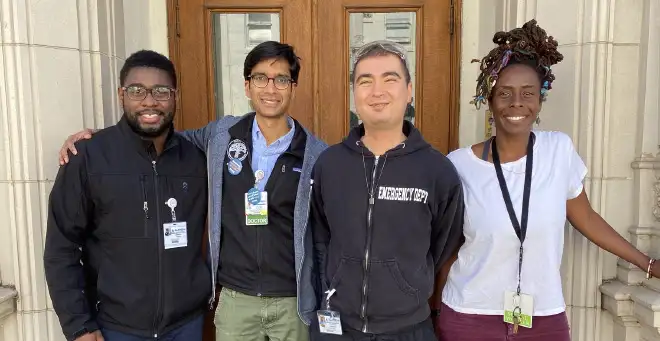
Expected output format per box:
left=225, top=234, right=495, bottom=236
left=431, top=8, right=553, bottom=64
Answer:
left=489, top=63, right=542, bottom=136
left=244, top=58, right=296, bottom=119
left=119, top=66, right=176, bottom=138
left=353, top=54, right=412, bottom=130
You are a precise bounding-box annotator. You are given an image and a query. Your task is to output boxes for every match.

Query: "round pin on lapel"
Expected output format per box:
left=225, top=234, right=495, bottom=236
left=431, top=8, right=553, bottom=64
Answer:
left=227, top=158, right=242, bottom=175
left=247, top=187, right=261, bottom=205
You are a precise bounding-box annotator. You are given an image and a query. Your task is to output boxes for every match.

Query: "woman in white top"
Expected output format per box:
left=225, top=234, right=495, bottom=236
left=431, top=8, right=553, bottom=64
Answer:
left=435, top=20, right=658, bottom=341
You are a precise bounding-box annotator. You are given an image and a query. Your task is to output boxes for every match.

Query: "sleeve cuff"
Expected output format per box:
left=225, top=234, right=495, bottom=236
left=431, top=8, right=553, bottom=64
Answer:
left=66, top=320, right=99, bottom=341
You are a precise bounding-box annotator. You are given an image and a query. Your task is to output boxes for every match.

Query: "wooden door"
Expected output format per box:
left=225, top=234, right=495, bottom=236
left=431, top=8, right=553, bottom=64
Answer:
left=168, top=0, right=460, bottom=339
left=169, top=0, right=459, bottom=152
left=170, top=0, right=314, bottom=132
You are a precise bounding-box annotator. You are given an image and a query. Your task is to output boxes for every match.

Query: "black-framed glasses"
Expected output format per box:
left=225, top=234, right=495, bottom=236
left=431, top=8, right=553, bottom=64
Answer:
left=247, top=74, right=294, bottom=90
left=122, top=85, right=176, bottom=101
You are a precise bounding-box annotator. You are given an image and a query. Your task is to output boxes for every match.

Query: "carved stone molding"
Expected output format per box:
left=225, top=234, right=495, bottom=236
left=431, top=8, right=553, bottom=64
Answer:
left=631, top=155, right=660, bottom=222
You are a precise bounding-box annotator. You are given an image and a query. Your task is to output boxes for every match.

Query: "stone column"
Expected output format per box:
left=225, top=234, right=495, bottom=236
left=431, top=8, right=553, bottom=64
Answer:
left=0, top=1, right=167, bottom=340
left=600, top=0, right=660, bottom=341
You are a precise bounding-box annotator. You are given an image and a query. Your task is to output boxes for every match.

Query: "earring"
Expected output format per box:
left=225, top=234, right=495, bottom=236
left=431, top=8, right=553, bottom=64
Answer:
left=535, top=114, right=541, bottom=125
left=485, top=109, right=494, bottom=138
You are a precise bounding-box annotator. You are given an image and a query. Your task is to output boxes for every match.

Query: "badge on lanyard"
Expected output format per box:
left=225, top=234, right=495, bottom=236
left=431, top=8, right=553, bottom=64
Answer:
left=245, top=170, right=268, bottom=226
left=492, top=133, right=535, bottom=332
left=504, top=292, right=533, bottom=329
left=317, top=289, right=342, bottom=335
left=163, top=198, right=188, bottom=249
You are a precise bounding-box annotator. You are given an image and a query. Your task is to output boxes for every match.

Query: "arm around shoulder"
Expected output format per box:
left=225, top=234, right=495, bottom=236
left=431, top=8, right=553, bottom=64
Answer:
left=177, top=121, right=215, bottom=152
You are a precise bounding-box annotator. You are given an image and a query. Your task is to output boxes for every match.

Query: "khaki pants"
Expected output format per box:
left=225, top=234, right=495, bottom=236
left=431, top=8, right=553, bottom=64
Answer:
left=214, top=287, right=309, bottom=341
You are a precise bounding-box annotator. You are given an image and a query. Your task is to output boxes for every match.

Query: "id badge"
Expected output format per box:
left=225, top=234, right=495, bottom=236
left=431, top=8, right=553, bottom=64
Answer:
left=503, top=291, right=533, bottom=328
left=163, top=222, right=188, bottom=249
left=245, top=191, right=268, bottom=226
left=317, top=310, right=342, bottom=335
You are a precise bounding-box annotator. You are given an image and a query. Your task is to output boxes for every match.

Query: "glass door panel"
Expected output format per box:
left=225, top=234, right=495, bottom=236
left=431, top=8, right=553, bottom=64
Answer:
left=211, top=12, right=281, bottom=118
left=348, top=11, right=417, bottom=128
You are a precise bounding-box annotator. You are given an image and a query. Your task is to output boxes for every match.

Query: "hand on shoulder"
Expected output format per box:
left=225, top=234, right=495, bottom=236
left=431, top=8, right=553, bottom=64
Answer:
left=58, top=129, right=97, bottom=165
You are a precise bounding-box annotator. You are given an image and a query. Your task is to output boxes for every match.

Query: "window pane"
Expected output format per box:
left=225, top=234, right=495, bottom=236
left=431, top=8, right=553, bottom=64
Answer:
left=348, top=12, right=417, bottom=128
left=248, top=13, right=272, bottom=24
left=211, top=13, right=280, bottom=118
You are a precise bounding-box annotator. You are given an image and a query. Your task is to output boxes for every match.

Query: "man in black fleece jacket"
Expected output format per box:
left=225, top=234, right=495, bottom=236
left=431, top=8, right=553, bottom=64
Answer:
left=309, top=40, right=465, bottom=340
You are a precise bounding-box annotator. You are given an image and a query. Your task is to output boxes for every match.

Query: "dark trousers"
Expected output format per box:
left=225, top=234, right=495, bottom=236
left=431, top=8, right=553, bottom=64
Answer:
left=101, top=315, right=204, bottom=341
left=310, top=317, right=436, bottom=341
left=438, top=303, right=571, bottom=341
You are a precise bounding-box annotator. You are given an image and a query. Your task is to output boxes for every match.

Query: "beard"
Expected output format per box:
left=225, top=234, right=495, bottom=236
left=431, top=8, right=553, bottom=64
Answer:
left=124, top=107, right=175, bottom=138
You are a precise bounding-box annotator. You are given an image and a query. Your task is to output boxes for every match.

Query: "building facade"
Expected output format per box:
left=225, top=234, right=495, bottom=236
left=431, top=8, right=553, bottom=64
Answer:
left=0, top=0, right=658, bottom=340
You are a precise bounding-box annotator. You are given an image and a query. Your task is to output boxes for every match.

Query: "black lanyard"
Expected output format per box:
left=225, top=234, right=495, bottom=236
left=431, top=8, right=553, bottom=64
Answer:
left=491, top=133, right=534, bottom=295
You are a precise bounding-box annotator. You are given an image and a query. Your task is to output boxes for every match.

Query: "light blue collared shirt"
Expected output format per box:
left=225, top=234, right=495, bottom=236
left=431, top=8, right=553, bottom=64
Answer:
left=251, top=116, right=295, bottom=191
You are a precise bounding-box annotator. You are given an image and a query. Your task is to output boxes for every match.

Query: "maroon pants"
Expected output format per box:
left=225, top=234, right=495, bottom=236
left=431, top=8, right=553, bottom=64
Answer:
left=438, top=303, right=570, bottom=341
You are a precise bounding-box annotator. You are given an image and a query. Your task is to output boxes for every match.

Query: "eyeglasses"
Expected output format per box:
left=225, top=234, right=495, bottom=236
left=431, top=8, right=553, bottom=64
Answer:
left=122, top=85, right=176, bottom=101
left=247, top=74, right=294, bottom=90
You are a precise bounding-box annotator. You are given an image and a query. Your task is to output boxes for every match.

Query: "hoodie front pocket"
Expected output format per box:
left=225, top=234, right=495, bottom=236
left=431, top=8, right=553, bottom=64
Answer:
left=326, top=257, right=364, bottom=317
left=366, top=261, right=420, bottom=317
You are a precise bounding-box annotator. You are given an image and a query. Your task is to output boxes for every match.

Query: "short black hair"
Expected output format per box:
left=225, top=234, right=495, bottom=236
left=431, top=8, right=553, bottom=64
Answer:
left=244, top=41, right=301, bottom=83
left=120, top=50, right=177, bottom=88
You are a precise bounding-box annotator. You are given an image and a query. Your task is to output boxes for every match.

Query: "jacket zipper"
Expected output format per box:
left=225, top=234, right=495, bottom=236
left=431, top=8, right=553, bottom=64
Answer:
left=151, top=160, right=162, bottom=338
left=360, top=156, right=379, bottom=333
left=254, top=159, right=263, bottom=297
left=256, top=167, right=263, bottom=296
left=140, top=176, right=150, bottom=236
left=254, top=153, right=295, bottom=297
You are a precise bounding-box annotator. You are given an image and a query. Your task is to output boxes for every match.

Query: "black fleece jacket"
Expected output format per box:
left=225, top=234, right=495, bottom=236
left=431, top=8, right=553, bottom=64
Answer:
left=44, top=117, right=210, bottom=340
left=311, top=122, right=464, bottom=334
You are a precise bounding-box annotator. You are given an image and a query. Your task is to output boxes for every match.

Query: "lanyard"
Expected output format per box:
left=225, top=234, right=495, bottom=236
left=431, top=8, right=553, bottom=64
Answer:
left=491, top=133, right=534, bottom=295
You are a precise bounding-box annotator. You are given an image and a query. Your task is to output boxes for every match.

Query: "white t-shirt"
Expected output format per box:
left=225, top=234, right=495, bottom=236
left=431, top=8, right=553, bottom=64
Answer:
left=442, top=131, right=588, bottom=316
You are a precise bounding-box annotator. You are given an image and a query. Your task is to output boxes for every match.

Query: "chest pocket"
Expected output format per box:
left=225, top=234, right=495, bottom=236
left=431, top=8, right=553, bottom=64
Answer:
left=266, top=159, right=303, bottom=215
left=89, top=174, right=150, bottom=239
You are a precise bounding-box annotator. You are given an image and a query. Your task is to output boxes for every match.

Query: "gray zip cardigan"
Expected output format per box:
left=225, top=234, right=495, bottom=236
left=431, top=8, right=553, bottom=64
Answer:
left=179, top=114, right=327, bottom=325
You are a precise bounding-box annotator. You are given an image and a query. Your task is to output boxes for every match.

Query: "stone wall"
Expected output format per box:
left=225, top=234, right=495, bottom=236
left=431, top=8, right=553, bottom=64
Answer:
left=0, top=1, right=167, bottom=340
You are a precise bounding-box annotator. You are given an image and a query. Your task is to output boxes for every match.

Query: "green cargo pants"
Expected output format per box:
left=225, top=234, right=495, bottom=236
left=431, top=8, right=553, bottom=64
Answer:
left=214, top=287, right=309, bottom=341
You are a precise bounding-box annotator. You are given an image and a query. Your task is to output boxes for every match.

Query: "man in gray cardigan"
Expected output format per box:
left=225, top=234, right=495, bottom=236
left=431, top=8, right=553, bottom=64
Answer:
left=57, top=42, right=326, bottom=341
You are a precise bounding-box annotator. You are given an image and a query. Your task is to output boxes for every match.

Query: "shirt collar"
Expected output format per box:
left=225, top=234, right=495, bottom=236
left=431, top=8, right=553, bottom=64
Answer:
left=252, top=116, right=295, bottom=146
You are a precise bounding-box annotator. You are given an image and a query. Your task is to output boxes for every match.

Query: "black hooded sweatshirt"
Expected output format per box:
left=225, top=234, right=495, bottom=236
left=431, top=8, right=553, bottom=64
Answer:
left=310, top=121, right=464, bottom=334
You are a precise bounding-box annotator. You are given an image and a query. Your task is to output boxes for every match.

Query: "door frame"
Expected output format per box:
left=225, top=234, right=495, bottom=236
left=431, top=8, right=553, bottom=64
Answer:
left=166, top=0, right=461, bottom=152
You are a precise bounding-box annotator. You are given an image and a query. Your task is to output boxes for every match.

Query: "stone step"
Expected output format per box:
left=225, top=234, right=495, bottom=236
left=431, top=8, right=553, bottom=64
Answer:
left=616, top=260, right=660, bottom=292
left=601, top=280, right=660, bottom=331
left=0, top=286, right=18, bottom=321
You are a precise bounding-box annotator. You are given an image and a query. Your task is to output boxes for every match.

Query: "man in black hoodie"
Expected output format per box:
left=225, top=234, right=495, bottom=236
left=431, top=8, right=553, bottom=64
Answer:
left=309, top=40, right=465, bottom=340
